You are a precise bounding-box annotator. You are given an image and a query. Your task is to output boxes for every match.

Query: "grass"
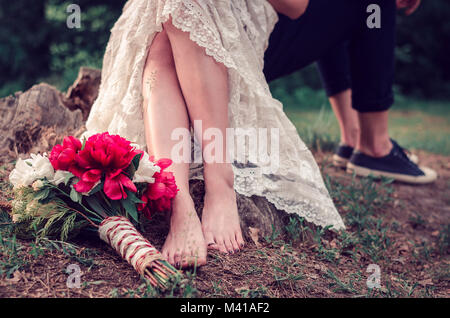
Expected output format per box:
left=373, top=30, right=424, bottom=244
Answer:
left=0, top=89, right=448, bottom=297
left=271, top=86, right=450, bottom=155
left=1, top=160, right=448, bottom=297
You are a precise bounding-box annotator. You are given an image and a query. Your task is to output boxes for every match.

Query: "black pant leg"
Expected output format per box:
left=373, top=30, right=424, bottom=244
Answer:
left=263, top=0, right=397, bottom=113
left=349, top=0, right=396, bottom=112
left=263, top=0, right=359, bottom=82
left=316, top=42, right=352, bottom=97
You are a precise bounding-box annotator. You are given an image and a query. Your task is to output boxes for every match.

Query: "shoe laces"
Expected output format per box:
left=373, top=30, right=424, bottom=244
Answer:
left=391, top=140, right=422, bottom=173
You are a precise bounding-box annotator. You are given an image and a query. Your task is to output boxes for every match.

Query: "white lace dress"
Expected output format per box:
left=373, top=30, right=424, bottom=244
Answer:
left=84, top=0, right=345, bottom=230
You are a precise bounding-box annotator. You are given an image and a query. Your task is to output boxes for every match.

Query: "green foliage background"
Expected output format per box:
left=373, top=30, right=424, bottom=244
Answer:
left=0, top=0, right=449, bottom=99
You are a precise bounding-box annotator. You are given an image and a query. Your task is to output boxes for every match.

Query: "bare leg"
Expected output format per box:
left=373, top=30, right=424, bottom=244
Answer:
left=356, top=111, right=392, bottom=157
left=164, top=20, right=244, bottom=254
left=328, top=89, right=360, bottom=148
left=142, top=30, right=206, bottom=268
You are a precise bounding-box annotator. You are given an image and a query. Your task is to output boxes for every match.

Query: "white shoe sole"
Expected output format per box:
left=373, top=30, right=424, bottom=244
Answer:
left=408, top=153, right=419, bottom=165
left=346, top=163, right=437, bottom=184
left=332, top=154, right=348, bottom=168
left=333, top=151, right=418, bottom=167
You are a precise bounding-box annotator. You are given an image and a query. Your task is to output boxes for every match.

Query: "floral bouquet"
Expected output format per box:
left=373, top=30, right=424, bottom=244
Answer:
left=8, top=132, right=180, bottom=288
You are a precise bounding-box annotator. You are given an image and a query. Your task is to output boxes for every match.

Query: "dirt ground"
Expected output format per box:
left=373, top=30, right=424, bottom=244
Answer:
left=0, top=150, right=449, bottom=298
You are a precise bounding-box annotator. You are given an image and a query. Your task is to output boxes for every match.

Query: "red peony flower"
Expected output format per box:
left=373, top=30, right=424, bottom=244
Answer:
left=72, top=132, right=142, bottom=200
left=49, top=136, right=82, bottom=172
left=138, top=157, right=178, bottom=219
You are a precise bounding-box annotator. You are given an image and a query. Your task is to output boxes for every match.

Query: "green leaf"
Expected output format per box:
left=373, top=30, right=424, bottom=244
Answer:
left=35, top=188, right=50, bottom=201
left=64, top=172, right=75, bottom=186
left=70, top=187, right=82, bottom=203
left=127, top=153, right=142, bottom=180
left=81, top=137, right=87, bottom=151
left=131, top=153, right=141, bottom=171
left=126, top=190, right=144, bottom=204
left=85, top=195, right=108, bottom=217
left=39, top=191, right=56, bottom=204
left=110, top=199, right=122, bottom=215
left=88, top=181, right=103, bottom=195
left=121, top=195, right=139, bottom=223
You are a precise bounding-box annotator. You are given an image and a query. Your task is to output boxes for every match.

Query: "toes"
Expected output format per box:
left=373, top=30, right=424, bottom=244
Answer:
left=197, top=249, right=207, bottom=266
left=173, top=250, right=183, bottom=268
left=235, top=230, right=245, bottom=249
left=180, top=255, right=192, bottom=269
left=166, top=251, right=176, bottom=267
left=204, top=231, right=216, bottom=249
left=216, top=238, right=228, bottom=254
left=185, top=252, right=207, bottom=268
left=180, top=247, right=207, bottom=268
left=230, top=235, right=241, bottom=253
left=161, top=248, right=170, bottom=262
left=208, top=242, right=223, bottom=253
left=206, top=234, right=228, bottom=254
left=224, top=237, right=235, bottom=254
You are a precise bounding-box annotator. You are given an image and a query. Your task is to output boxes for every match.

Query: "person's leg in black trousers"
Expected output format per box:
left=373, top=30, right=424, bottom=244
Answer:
left=317, top=43, right=421, bottom=168
left=264, top=0, right=436, bottom=183
left=316, top=43, right=361, bottom=167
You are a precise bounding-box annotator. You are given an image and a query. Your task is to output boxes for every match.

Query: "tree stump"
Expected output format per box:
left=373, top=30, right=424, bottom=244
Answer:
left=0, top=83, right=83, bottom=162
left=65, top=67, right=101, bottom=120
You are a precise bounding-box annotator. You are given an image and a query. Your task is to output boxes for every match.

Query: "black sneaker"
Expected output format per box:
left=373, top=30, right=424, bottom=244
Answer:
left=333, top=144, right=355, bottom=168
left=333, top=139, right=419, bottom=169
left=346, top=141, right=437, bottom=184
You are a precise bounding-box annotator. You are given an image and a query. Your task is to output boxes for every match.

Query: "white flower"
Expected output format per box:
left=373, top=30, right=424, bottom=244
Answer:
left=11, top=214, right=21, bottom=223
left=132, top=151, right=160, bottom=184
left=49, top=170, right=73, bottom=186
left=32, top=180, right=44, bottom=191
left=9, top=153, right=55, bottom=189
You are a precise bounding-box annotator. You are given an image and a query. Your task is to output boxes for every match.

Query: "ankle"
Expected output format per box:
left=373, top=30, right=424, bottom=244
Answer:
left=341, top=127, right=360, bottom=148
left=172, top=189, right=193, bottom=207
left=357, top=138, right=392, bottom=157
left=203, top=163, right=235, bottom=192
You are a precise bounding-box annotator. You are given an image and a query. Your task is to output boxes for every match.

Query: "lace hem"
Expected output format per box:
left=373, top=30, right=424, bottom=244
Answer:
left=191, top=166, right=345, bottom=231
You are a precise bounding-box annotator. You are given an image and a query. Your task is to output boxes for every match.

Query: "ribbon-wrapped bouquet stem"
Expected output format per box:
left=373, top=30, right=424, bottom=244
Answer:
left=9, top=132, right=180, bottom=288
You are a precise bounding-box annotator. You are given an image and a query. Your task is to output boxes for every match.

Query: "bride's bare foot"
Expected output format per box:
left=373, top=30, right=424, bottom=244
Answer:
left=202, top=168, right=245, bottom=254
left=162, top=191, right=207, bottom=268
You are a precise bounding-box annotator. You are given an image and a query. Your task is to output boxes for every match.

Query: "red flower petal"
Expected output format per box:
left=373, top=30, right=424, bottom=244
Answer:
left=104, top=173, right=137, bottom=200
left=156, top=158, right=172, bottom=170
left=119, top=173, right=137, bottom=193
left=68, top=165, right=85, bottom=178
left=104, top=175, right=124, bottom=201
left=63, top=136, right=82, bottom=151
left=74, top=179, right=96, bottom=193
left=147, top=182, right=166, bottom=200
left=81, top=169, right=102, bottom=183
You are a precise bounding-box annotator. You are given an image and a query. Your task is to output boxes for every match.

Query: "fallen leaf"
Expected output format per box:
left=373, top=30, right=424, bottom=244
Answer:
left=5, top=271, right=22, bottom=284
left=392, top=257, right=405, bottom=265
left=248, top=227, right=261, bottom=247
left=330, top=240, right=338, bottom=249
left=418, top=278, right=433, bottom=286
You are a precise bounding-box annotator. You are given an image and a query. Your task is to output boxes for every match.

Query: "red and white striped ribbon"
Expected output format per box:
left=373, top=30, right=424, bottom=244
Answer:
left=99, top=216, right=164, bottom=276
